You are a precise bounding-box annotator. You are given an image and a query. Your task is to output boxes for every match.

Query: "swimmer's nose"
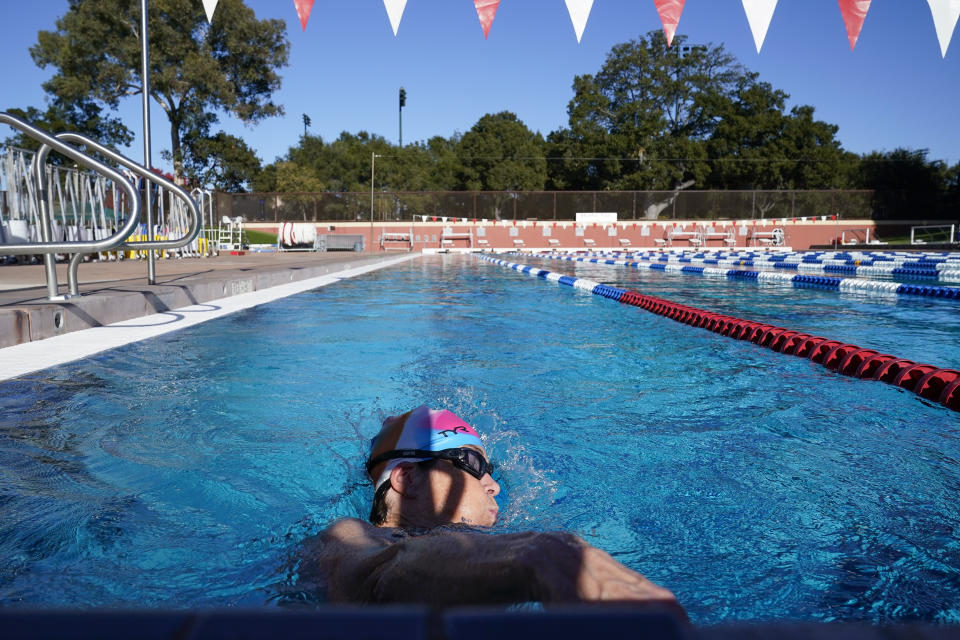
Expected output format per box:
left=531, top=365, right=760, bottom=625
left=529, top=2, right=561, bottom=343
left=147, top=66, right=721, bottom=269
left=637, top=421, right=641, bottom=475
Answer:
left=482, top=472, right=500, bottom=496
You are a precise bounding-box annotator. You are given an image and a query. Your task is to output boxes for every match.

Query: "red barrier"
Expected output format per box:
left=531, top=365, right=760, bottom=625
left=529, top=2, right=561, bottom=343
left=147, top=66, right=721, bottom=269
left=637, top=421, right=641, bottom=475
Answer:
left=616, top=288, right=958, bottom=413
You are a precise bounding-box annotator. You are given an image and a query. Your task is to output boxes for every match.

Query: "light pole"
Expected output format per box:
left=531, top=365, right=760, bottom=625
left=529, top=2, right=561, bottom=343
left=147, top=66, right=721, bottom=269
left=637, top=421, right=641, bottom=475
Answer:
left=399, top=87, right=406, bottom=147
left=302, top=113, right=311, bottom=137
left=370, top=152, right=376, bottom=251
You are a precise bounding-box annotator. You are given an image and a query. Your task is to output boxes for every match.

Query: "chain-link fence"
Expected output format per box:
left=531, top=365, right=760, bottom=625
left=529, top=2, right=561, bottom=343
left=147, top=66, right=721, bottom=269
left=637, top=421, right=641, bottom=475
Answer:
left=216, top=189, right=885, bottom=223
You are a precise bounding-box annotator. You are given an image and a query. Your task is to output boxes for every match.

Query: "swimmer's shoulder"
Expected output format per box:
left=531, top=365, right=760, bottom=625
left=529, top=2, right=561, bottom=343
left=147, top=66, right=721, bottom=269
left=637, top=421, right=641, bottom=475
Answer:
left=311, top=518, right=397, bottom=553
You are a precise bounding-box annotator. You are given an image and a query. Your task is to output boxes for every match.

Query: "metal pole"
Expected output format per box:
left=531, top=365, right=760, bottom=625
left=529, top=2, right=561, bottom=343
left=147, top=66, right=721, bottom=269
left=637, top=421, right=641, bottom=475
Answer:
left=140, top=0, right=155, bottom=284
left=370, top=153, right=375, bottom=252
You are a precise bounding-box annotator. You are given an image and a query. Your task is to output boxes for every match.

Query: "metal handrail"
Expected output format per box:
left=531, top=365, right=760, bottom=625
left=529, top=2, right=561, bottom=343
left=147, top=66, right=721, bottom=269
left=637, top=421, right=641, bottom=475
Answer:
left=48, top=133, right=202, bottom=295
left=0, top=112, right=143, bottom=300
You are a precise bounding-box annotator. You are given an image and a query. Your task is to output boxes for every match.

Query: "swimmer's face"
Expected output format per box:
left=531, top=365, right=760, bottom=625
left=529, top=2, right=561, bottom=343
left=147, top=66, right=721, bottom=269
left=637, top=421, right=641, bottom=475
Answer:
left=422, top=445, right=500, bottom=527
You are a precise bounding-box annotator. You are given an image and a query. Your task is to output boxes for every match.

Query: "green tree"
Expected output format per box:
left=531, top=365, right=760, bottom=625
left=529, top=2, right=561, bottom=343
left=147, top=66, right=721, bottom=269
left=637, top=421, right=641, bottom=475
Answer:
left=549, top=30, right=851, bottom=194
left=855, top=149, right=950, bottom=219
left=704, top=76, right=848, bottom=190
left=457, top=112, right=546, bottom=192
left=2, top=99, right=133, bottom=158
left=31, top=0, right=289, bottom=181
left=550, top=32, right=742, bottom=191
left=178, top=131, right=262, bottom=192
left=275, top=161, right=323, bottom=221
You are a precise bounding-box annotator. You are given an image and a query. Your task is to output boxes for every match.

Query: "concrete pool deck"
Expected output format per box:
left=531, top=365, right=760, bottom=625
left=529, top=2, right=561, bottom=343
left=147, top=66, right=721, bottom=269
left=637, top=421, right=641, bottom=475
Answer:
left=0, top=251, right=420, bottom=380
left=0, top=251, right=417, bottom=349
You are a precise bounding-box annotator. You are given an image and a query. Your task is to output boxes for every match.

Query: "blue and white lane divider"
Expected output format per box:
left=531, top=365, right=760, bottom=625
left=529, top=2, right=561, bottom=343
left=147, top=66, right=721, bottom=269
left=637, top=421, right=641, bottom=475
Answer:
left=595, top=249, right=960, bottom=271
left=529, top=253, right=960, bottom=299
left=617, top=249, right=960, bottom=268
left=477, top=256, right=625, bottom=299
left=573, top=250, right=960, bottom=283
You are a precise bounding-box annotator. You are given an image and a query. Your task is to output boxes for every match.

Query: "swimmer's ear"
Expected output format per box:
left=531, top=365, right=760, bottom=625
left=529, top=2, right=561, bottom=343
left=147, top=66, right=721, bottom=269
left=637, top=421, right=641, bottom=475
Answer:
left=389, top=462, right=421, bottom=498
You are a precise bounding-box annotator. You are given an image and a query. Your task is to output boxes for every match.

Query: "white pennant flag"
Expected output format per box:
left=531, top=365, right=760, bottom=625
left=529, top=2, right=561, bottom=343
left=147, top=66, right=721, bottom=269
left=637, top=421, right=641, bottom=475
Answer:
left=565, top=0, right=594, bottom=43
left=383, top=0, right=408, bottom=36
left=927, top=0, right=960, bottom=57
left=202, top=0, right=218, bottom=22
left=741, top=0, right=778, bottom=53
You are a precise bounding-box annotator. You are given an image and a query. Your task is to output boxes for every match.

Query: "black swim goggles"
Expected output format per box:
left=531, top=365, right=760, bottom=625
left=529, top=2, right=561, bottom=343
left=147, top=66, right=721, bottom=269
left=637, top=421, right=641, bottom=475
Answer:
left=367, top=448, right=495, bottom=480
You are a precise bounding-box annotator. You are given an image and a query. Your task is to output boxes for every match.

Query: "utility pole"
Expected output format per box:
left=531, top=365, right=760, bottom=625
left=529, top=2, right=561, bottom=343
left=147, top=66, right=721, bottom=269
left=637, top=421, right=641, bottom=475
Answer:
left=399, top=87, right=406, bottom=147
left=302, top=113, right=311, bottom=137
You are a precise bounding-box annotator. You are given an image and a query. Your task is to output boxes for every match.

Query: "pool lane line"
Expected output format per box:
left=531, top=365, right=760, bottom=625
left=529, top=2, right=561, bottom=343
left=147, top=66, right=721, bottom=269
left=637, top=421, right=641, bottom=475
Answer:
left=608, top=249, right=960, bottom=270
left=0, top=253, right=420, bottom=383
left=531, top=252, right=960, bottom=300
left=579, top=250, right=960, bottom=283
left=478, top=254, right=960, bottom=413
left=604, top=249, right=960, bottom=283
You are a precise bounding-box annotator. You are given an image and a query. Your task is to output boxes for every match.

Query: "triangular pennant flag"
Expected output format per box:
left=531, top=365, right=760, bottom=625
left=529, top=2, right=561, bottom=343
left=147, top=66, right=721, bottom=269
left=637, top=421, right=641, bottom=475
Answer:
left=202, top=0, right=218, bottom=22
left=565, top=0, right=594, bottom=43
left=383, top=0, right=408, bottom=36
left=294, top=0, right=315, bottom=31
left=474, top=0, right=500, bottom=39
left=654, top=0, right=687, bottom=47
left=838, top=0, right=871, bottom=50
left=741, top=0, right=778, bottom=53
left=927, top=0, right=960, bottom=57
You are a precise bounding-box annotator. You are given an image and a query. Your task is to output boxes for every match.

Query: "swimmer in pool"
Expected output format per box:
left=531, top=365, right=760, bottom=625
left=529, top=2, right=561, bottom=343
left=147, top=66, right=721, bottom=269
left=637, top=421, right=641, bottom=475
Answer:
left=300, top=405, right=686, bottom=616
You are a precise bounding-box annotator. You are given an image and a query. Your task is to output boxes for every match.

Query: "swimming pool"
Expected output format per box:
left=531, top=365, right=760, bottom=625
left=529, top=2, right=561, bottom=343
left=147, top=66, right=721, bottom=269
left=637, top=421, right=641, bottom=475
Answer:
left=1, top=254, right=958, bottom=623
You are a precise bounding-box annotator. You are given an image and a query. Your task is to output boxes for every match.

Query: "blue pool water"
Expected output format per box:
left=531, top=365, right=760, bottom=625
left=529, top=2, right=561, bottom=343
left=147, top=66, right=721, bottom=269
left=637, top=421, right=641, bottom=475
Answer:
left=1, top=254, right=959, bottom=623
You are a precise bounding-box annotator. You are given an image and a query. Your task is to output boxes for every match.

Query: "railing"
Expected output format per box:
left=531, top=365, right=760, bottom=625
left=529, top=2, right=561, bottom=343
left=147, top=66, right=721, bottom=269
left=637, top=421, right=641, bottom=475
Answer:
left=0, top=112, right=200, bottom=300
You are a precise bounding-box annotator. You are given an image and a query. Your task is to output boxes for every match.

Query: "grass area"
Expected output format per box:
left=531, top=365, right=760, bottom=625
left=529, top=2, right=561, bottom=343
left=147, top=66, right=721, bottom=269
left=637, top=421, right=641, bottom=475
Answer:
left=245, top=229, right=277, bottom=245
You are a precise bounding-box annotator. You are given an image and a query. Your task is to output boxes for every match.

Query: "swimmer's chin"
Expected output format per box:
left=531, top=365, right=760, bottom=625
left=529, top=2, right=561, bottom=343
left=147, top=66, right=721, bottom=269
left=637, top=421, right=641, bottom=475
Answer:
left=458, top=510, right=499, bottom=528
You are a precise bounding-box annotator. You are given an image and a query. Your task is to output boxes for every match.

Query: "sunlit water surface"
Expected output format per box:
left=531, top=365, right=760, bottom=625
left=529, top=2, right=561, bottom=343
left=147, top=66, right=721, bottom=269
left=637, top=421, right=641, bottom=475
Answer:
left=1, top=254, right=958, bottom=624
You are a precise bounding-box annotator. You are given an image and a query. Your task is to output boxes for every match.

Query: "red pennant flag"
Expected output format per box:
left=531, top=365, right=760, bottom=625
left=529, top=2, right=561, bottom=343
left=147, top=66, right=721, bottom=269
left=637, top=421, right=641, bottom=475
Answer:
left=474, top=0, right=500, bottom=39
left=838, top=0, right=871, bottom=50
left=654, top=0, right=687, bottom=47
left=513, top=220, right=517, bottom=226
left=472, top=218, right=477, bottom=223
left=431, top=216, right=437, bottom=222
left=294, top=0, right=315, bottom=31
left=533, top=221, right=537, bottom=227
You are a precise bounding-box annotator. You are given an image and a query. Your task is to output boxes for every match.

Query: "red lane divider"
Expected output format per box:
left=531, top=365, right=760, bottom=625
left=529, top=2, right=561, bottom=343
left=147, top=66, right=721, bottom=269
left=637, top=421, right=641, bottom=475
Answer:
left=617, top=289, right=960, bottom=412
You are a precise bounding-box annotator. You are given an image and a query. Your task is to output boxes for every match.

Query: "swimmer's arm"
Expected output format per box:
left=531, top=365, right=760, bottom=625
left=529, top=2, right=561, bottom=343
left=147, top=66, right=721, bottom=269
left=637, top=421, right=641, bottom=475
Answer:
left=303, top=517, right=686, bottom=616
left=303, top=518, right=534, bottom=604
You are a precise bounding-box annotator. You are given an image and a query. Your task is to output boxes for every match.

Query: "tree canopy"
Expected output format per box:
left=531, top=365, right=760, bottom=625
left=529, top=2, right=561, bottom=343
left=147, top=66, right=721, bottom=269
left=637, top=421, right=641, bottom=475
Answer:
left=28, top=0, right=288, bottom=185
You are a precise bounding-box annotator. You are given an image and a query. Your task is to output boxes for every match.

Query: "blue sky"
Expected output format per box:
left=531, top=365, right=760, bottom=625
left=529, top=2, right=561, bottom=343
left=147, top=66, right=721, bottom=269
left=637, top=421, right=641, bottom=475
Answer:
left=2, top=0, right=959, bottom=170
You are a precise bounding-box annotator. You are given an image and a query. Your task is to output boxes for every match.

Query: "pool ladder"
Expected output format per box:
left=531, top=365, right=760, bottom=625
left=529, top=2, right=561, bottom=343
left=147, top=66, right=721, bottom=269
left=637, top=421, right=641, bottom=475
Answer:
left=0, top=111, right=201, bottom=301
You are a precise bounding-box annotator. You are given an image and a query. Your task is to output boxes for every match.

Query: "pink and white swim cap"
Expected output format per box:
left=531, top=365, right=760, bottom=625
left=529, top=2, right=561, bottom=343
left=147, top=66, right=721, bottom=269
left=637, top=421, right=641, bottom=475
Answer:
left=368, top=404, right=485, bottom=490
